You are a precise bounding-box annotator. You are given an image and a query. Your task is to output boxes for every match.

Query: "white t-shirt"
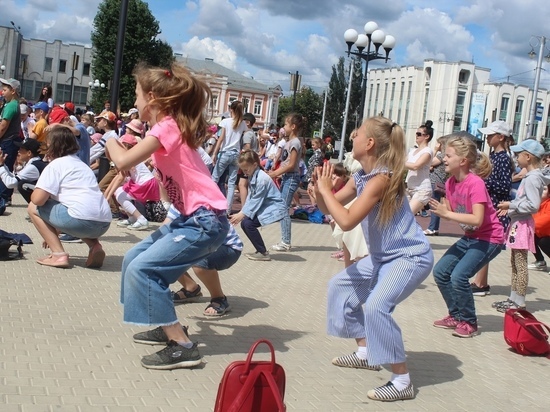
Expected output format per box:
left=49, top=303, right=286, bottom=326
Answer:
left=405, top=146, right=433, bottom=191
left=219, top=117, right=247, bottom=152
left=89, top=130, right=118, bottom=163
left=197, top=146, right=213, bottom=167
left=129, top=162, right=155, bottom=185
left=36, top=154, right=112, bottom=222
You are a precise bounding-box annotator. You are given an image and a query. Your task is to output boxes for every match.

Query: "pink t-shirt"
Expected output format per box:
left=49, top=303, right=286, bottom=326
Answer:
left=150, top=116, right=226, bottom=216
left=446, top=173, right=504, bottom=244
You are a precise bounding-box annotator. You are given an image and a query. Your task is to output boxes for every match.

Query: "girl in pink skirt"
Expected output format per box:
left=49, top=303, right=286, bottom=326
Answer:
left=105, top=134, right=160, bottom=231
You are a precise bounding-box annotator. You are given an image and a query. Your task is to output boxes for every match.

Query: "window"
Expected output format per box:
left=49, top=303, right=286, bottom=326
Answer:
left=73, top=85, right=88, bottom=106
left=242, top=97, right=250, bottom=112
left=453, top=91, right=466, bottom=132
left=458, top=70, right=470, bottom=84
left=45, top=57, right=53, bottom=72
left=83, top=63, right=90, bottom=76
left=499, top=96, right=510, bottom=121
left=388, top=82, right=395, bottom=120
left=422, top=87, right=430, bottom=123
left=253, top=100, right=262, bottom=116
left=59, top=59, right=67, bottom=73
left=397, top=81, right=405, bottom=124
left=55, top=83, right=72, bottom=103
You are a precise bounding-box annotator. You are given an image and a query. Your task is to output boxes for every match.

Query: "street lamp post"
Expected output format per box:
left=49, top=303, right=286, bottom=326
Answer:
left=338, top=21, right=396, bottom=162
left=10, top=21, right=23, bottom=81
left=345, top=21, right=396, bottom=119
left=526, top=36, right=550, bottom=140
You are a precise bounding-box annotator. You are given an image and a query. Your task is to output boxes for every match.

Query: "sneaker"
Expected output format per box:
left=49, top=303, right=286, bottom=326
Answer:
left=452, top=321, right=478, bottom=338
left=133, top=325, right=189, bottom=345
left=128, top=220, right=149, bottom=231
left=271, top=242, right=291, bottom=252
left=433, top=315, right=460, bottom=329
left=140, top=340, right=201, bottom=370
left=116, top=219, right=134, bottom=227
left=423, top=229, right=439, bottom=236
left=527, top=260, right=547, bottom=271
left=420, top=210, right=429, bottom=217
left=367, top=381, right=415, bottom=402
left=471, top=283, right=491, bottom=296
left=172, top=286, right=203, bottom=304
left=58, top=234, right=82, bottom=243
left=331, top=352, right=381, bottom=371
left=246, top=251, right=271, bottom=261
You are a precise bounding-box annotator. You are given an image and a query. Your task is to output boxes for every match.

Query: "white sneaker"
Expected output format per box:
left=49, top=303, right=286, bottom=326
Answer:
left=527, top=260, right=547, bottom=270
left=423, top=229, right=439, bottom=236
left=117, top=219, right=134, bottom=227
left=271, top=242, right=291, bottom=252
left=128, top=220, right=149, bottom=231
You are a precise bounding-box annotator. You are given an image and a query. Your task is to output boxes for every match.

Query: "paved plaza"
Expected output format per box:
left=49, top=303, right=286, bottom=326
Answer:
left=1, top=195, right=550, bottom=411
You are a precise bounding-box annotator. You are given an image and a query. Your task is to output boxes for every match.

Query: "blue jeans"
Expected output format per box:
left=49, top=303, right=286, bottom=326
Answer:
left=279, top=172, right=299, bottom=244
left=0, top=137, right=19, bottom=201
left=428, top=183, right=442, bottom=231
left=120, top=208, right=229, bottom=325
left=212, top=150, right=239, bottom=212
left=37, top=199, right=110, bottom=239
left=433, top=236, right=502, bottom=324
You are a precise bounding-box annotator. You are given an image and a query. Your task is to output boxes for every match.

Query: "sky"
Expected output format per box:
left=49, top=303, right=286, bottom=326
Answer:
left=2, top=0, right=550, bottom=94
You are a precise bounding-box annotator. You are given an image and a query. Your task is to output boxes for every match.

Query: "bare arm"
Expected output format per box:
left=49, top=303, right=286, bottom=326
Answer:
left=406, top=152, right=432, bottom=171
left=30, top=188, right=52, bottom=207
left=105, top=134, right=160, bottom=171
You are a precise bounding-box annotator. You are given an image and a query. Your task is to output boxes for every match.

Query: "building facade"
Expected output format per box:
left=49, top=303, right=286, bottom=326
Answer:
left=365, top=59, right=550, bottom=149
left=0, top=26, right=94, bottom=109
left=177, top=56, right=283, bottom=128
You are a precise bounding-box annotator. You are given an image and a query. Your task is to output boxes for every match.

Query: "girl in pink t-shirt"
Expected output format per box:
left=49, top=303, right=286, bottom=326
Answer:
left=429, top=135, right=504, bottom=338
left=105, top=62, right=229, bottom=371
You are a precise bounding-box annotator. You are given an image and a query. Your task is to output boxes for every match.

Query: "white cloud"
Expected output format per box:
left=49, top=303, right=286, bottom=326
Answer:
left=177, top=36, right=238, bottom=70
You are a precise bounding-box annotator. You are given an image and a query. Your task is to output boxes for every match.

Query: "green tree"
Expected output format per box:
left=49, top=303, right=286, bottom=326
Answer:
left=90, top=0, right=175, bottom=112
left=277, top=86, right=323, bottom=138
left=324, top=57, right=362, bottom=151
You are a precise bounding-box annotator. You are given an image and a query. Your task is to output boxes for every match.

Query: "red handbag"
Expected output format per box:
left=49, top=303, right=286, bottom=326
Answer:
left=214, top=339, right=286, bottom=412
left=503, top=308, right=550, bottom=356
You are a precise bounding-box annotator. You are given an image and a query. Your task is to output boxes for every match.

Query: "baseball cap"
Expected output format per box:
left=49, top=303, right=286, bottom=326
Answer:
left=128, top=108, right=139, bottom=116
left=126, top=119, right=144, bottom=134
left=32, top=101, right=50, bottom=113
left=61, top=102, right=75, bottom=115
left=19, top=103, right=29, bottom=114
left=0, top=77, right=21, bottom=92
left=120, top=134, right=138, bottom=146
left=478, top=120, right=512, bottom=137
left=510, top=138, right=545, bottom=158
left=95, top=110, right=117, bottom=122
left=14, top=138, right=41, bottom=155
left=48, top=106, right=69, bottom=124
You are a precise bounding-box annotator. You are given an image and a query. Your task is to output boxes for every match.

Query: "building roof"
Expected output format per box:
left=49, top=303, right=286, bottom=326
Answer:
left=176, top=56, right=280, bottom=94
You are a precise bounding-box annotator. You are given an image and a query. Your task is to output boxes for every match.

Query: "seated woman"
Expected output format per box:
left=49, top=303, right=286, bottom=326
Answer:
left=28, top=127, right=112, bottom=268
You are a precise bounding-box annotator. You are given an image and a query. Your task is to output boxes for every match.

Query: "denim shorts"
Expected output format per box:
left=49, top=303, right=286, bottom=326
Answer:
left=37, top=199, right=110, bottom=239
left=194, top=245, right=241, bottom=271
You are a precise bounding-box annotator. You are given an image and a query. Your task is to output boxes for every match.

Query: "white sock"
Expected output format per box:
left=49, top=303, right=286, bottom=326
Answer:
left=515, top=294, right=526, bottom=307
left=391, top=372, right=410, bottom=391
left=137, top=215, right=148, bottom=224
left=177, top=341, right=193, bottom=348
left=356, top=346, right=368, bottom=360
left=510, top=291, right=518, bottom=302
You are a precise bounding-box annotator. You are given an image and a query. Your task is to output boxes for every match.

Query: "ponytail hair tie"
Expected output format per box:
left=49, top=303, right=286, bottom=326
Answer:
left=391, top=122, right=397, bottom=128
left=164, top=70, right=172, bottom=77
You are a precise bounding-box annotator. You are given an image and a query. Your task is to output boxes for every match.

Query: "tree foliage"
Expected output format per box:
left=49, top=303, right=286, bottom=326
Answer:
left=90, top=0, right=175, bottom=112
left=324, top=57, right=363, bottom=150
left=277, top=86, right=324, bottom=138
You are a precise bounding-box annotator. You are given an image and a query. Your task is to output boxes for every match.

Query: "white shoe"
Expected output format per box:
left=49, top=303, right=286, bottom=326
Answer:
left=271, top=242, right=291, bottom=252
left=117, top=219, right=134, bottom=227
left=527, top=260, right=547, bottom=270
left=423, top=229, right=439, bottom=236
left=128, top=220, right=149, bottom=231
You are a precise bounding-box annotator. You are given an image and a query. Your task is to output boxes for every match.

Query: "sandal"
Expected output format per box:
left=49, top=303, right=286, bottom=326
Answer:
left=204, top=296, right=231, bottom=317
left=37, top=252, right=70, bottom=268
left=494, top=300, right=526, bottom=313
left=172, top=285, right=203, bottom=304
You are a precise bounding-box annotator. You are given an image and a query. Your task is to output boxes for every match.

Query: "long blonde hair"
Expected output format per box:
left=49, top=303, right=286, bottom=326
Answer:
left=446, top=135, right=492, bottom=179
left=132, top=61, right=211, bottom=149
left=363, top=116, right=406, bottom=226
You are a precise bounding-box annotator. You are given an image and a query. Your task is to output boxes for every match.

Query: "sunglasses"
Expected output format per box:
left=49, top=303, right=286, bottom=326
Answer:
left=416, top=132, right=426, bottom=136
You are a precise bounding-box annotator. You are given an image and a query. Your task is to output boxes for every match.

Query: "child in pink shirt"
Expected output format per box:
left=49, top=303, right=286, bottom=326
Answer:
left=105, top=62, right=229, bottom=371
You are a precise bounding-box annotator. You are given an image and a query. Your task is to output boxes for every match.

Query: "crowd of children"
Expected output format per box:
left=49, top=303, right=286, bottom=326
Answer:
left=4, top=66, right=550, bottom=403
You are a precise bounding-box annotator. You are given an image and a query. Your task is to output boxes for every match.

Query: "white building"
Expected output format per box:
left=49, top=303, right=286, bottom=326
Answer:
left=0, top=25, right=94, bottom=109
left=364, top=59, right=550, bottom=149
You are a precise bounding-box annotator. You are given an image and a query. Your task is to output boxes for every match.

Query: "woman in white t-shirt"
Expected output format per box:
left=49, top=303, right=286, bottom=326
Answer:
left=28, top=127, right=112, bottom=269
left=405, top=120, right=434, bottom=215
left=210, top=100, right=247, bottom=212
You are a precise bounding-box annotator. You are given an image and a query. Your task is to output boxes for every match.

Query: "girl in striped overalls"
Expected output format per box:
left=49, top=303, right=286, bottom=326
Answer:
left=314, top=116, right=434, bottom=402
